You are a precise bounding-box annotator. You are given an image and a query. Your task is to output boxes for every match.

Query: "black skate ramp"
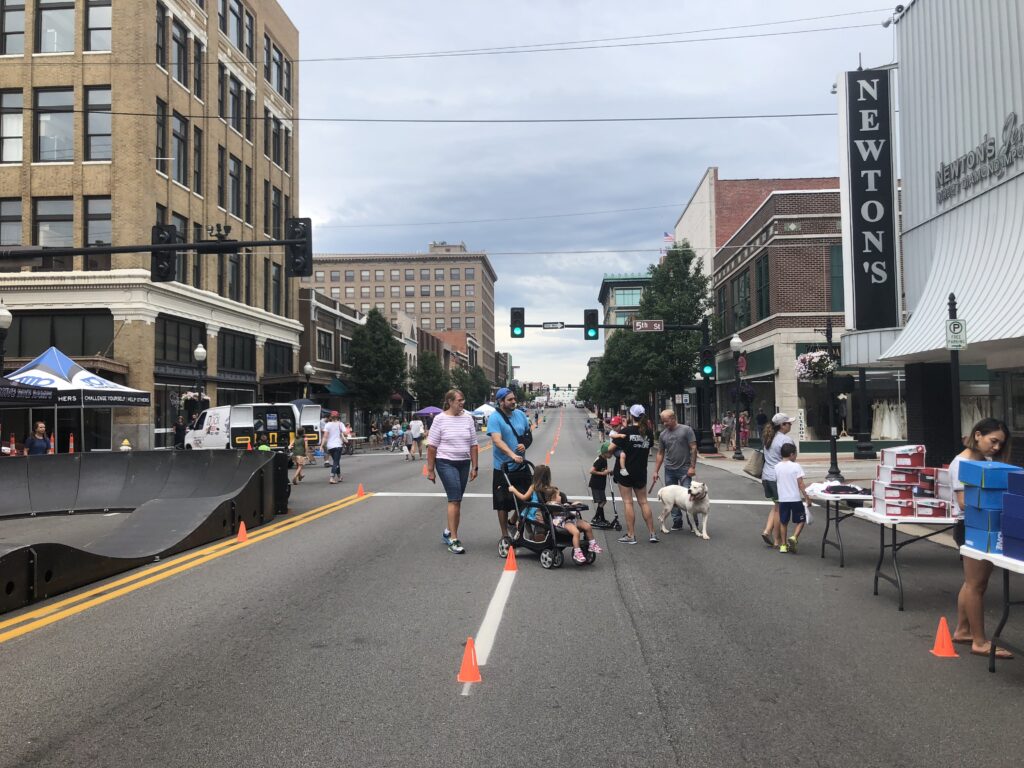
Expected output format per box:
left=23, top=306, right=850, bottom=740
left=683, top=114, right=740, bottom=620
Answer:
left=0, top=450, right=288, bottom=614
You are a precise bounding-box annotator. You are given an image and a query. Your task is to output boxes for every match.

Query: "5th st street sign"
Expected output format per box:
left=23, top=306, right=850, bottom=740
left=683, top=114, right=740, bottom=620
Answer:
left=633, top=319, right=664, bottom=332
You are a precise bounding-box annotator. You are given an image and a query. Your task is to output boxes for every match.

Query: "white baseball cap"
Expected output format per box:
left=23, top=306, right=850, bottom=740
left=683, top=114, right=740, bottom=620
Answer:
left=772, top=413, right=795, bottom=426
left=629, top=404, right=645, bottom=418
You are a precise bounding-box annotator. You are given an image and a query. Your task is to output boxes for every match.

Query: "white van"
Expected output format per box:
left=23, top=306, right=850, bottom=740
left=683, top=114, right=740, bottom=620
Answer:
left=185, top=402, right=321, bottom=451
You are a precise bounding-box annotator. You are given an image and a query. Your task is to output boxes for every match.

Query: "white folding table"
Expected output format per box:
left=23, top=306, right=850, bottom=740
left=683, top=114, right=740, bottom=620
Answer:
left=808, top=491, right=871, bottom=567
left=959, top=546, right=1024, bottom=672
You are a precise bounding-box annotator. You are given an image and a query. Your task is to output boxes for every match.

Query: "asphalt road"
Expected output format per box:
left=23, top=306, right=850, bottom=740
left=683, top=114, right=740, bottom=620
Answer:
left=1, top=409, right=1022, bottom=767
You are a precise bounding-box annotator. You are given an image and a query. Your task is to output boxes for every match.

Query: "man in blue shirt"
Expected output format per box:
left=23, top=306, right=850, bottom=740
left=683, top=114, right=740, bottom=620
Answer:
left=488, top=388, right=533, bottom=539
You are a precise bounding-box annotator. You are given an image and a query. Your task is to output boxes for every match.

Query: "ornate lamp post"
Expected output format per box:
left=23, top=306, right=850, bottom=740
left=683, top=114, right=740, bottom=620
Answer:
left=303, top=361, right=315, bottom=399
left=0, top=301, right=12, bottom=374
left=730, top=333, right=744, bottom=460
left=193, top=342, right=207, bottom=399
left=822, top=318, right=844, bottom=482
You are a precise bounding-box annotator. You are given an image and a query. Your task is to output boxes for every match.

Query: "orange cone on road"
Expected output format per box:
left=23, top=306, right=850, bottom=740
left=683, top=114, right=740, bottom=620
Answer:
left=9, top=434, right=14, bottom=457
left=457, top=636, right=482, bottom=683
left=422, top=462, right=429, bottom=477
left=236, top=520, right=248, bottom=543
left=357, top=483, right=365, bottom=497
left=930, top=616, right=959, bottom=658
left=545, top=452, right=551, bottom=464
left=246, top=441, right=253, bottom=451
left=68, top=434, right=74, bottom=454
left=504, top=546, right=518, bottom=572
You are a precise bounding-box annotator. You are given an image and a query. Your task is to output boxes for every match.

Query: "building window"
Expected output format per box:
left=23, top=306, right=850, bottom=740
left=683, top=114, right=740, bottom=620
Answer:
left=83, top=196, right=111, bottom=269
left=450, top=317, right=461, bottom=330
left=283, top=59, right=291, bottom=103
left=271, top=116, right=281, bottom=164
left=0, top=199, right=20, bottom=246
left=717, top=286, right=729, bottom=336
left=465, top=267, right=475, bottom=279
left=360, top=269, right=369, bottom=280
left=224, top=0, right=243, bottom=50
left=465, top=284, right=475, bottom=296
left=83, top=86, right=111, bottom=161
left=404, top=285, right=414, bottom=297
left=0, top=90, right=23, bottom=163
left=264, top=341, right=292, bottom=375
left=731, top=270, right=750, bottom=330
left=192, top=222, right=202, bottom=285
left=284, top=128, right=290, bottom=172
left=171, top=19, right=188, bottom=85
left=271, top=185, right=281, bottom=237
left=390, top=302, right=399, bottom=313
left=434, top=318, right=445, bottom=330
left=192, top=126, right=203, bottom=193
left=271, top=45, right=282, bottom=92
left=228, top=153, right=241, bottom=216
left=420, top=285, right=430, bottom=297
left=360, top=303, right=369, bottom=313
left=421, top=301, right=430, bottom=313
left=420, top=318, right=430, bottom=329
left=450, top=284, right=460, bottom=297
left=171, top=211, right=188, bottom=282
left=244, top=89, right=253, bottom=140
left=330, top=270, right=340, bottom=282
left=420, top=268, right=429, bottom=280
left=243, top=10, right=253, bottom=61
left=218, top=329, right=256, bottom=372
left=613, top=287, right=642, bottom=305
left=316, top=329, right=333, bottom=363
left=404, top=268, right=414, bottom=280
left=434, top=301, right=444, bottom=313
left=155, top=2, right=167, bottom=67
left=465, top=301, right=475, bottom=313
left=33, top=197, right=73, bottom=271
left=357, top=286, right=369, bottom=298
left=193, top=40, right=204, bottom=98
left=434, top=284, right=444, bottom=296
left=155, top=98, right=167, bottom=173
left=36, top=0, right=74, bottom=53
left=390, top=286, right=400, bottom=297
left=227, top=74, right=241, bottom=133
left=374, top=286, right=384, bottom=298
left=262, top=106, right=269, bottom=156
left=434, top=268, right=444, bottom=280
left=216, top=145, right=225, bottom=207
left=86, top=0, right=111, bottom=52
left=262, top=179, right=269, bottom=233
left=390, top=269, right=400, bottom=280
left=314, top=269, right=324, bottom=282
left=9, top=311, right=113, bottom=360
left=451, top=301, right=461, bottom=313
left=1, top=1, right=25, bottom=54
left=244, top=165, right=252, bottom=223
left=755, top=254, right=770, bottom=319
left=344, top=270, right=354, bottom=281
left=450, top=267, right=460, bottom=280
left=466, top=316, right=476, bottom=330
left=372, top=270, right=382, bottom=281
left=225, top=251, right=240, bottom=300
left=34, top=88, right=73, bottom=162
left=171, top=112, right=188, bottom=185
left=217, top=62, right=225, bottom=117
left=405, top=302, right=414, bottom=313
left=345, top=287, right=354, bottom=298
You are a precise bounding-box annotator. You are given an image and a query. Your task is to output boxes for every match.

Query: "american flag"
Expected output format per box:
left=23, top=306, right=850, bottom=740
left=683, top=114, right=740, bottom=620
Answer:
left=663, top=232, right=674, bottom=244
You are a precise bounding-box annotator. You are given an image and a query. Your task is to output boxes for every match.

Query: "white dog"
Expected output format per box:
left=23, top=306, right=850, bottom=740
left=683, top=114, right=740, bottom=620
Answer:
left=657, top=481, right=711, bottom=539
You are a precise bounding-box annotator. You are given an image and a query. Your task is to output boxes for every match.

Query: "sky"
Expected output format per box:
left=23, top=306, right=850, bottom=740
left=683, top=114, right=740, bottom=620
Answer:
left=278, top=0, right=897, bottom=387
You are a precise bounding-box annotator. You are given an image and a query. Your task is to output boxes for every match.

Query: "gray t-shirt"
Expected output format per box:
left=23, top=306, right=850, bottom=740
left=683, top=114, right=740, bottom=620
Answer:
left=658, top=424, right=697, bottom=471
left=762, top=431, right=796, bottom=482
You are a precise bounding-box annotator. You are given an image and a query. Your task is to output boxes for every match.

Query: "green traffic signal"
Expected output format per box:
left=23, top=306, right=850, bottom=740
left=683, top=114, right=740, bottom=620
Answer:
left=701, top=363, right=714, bottom=376
left=510, top=307, right=525, bottom=338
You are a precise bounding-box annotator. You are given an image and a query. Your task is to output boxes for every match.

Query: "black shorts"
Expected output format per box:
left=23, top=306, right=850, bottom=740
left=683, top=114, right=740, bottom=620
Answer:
left=493, top=468, right=532, bottom=511
left=590, top=487, right=607, bottom=504
left=614, top=472, right=647, bottom=490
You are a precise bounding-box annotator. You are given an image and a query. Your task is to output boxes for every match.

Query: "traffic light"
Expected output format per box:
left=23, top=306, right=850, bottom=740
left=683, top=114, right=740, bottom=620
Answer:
left=284, top=217, right=313, bottom=277
left=583, top=309, right=599, bottom=340
left=510, top=307, right=525, bottom=338
left=699, top=347, right=716, bottom=378
left=150, top=224, right=177, bottom=282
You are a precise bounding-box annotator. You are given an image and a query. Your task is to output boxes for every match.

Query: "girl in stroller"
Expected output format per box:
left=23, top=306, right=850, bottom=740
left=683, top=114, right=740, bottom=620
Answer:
left=510, top=464, right=603, bottom=563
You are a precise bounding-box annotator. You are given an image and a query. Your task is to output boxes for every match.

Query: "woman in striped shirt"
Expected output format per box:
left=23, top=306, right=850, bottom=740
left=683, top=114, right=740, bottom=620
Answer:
left=427, top=389, right=480, bottom=554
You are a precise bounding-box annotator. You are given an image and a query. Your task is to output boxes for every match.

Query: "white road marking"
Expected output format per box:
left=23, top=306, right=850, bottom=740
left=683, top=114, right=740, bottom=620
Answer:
left=370, top=491, right=772, bottom=505
left=461, top=568, right=516, bottom=697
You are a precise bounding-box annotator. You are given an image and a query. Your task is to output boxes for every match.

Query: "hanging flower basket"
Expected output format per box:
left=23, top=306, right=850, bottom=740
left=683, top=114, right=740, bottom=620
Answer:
left=180, top=391, right=210, bottom=403
left=795, top=351, right=838, bottom=382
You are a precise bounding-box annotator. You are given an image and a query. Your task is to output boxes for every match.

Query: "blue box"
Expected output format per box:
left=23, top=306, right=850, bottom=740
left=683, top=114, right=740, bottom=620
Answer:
left=964, top=526, right=1003, bottom=554
left=958, top=460, right=1023, bottom=489
left=1002, top=510, right=1024, bottom=540
left=964, top=485, right=1005, bottom=510
left=1005, top=536, right=1024, bottom=561
left=964, top=505, right=1001, bottom=531
left=1008, top=472, right=1024, bottom=495
left=1002, top=492, right=1024, bottom=518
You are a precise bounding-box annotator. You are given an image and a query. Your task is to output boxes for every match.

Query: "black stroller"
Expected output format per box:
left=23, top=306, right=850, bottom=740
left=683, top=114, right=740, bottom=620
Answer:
left=496, top=461, right=597, bottom=568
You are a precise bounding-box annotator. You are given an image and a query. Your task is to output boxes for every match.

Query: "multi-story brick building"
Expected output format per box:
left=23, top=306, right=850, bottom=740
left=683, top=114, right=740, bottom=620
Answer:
left=597, top=273, right=648, bottom=337
left=0, top=0, right=301, bottom=449
left=306, top=241, right=498, bottom=383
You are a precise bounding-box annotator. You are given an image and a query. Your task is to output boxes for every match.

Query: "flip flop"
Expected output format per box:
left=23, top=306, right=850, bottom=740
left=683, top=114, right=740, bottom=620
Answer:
left=761, top=532, right=773, bottom=546
left=952, top=637, right=972, bottom=645
left=970, top=646, right=1014, bottom=659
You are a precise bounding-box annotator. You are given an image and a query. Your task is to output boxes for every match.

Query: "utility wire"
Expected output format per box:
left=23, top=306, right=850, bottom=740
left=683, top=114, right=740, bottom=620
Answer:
left=323, top=204, right=688, bottom=229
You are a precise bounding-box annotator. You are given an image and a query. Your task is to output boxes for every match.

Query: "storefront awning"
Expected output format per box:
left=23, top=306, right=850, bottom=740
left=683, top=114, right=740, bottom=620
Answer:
left=881, top=183, right=1024, bottom=365
left=327, top=377, right=351, bottom=396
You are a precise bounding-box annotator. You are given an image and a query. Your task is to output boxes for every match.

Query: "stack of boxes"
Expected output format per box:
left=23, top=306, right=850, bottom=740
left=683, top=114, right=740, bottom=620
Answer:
left=992, top=470, right=1024, bottom=560
left=871, top=445, right=951, bottom=518
left=960, top=460, right=1023, bottom=554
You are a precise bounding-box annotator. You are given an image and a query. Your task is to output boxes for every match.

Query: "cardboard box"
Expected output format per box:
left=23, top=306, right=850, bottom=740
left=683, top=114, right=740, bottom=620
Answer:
left=964, top=505, right=1001, bottom=531
left=957, top=460, right=1023, bottom=489
left=935, top=467, right=951, bottom=485
left=1004, top=536, right=1024, bottom=561
left=1003, top=492, right=1024, bottom=518
left=1007, top=471, right=1024, bottom=496
left=879, top=445, right=927, bottom=468
left=964, top=485, right=1006, bottom=510
left=876, top=466, right=921, bottom=486
left=935, top=482, right=953, bottom=502
left=964, top=526, right=1003, bottom=554
left=872, top=481, right=913, bottom=501
left=1002, top=509, right=1024, bottom=540
left=877, top=499, right=915, bottom=517
left=913, top=498, right=950, bottom=517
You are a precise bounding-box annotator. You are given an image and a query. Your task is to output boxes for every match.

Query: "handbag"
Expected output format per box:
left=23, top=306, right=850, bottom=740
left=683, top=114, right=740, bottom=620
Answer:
left=804, top=502, right=814, bottom=526
left=743, top=449, right=765, bottom=479
left=498, top=409, right=533, bottom=450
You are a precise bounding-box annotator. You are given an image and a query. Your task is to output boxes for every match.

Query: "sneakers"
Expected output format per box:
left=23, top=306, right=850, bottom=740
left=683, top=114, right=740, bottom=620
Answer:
left=787, top=536, right=798, bottom=554
left=618, top=534, right=637, bottom=544
left=779, top=545, right=789, bottom=554
left=671, top=520, right=684, bottom=530
left=448, top=538, right=465, bottom=554
left=573, top=548, right=586, bottom=563
left=442, top=528, right=452, bottom=546
left=649, top=534, right=659, bottom=543
left=588, top=539, right=603, bottom=554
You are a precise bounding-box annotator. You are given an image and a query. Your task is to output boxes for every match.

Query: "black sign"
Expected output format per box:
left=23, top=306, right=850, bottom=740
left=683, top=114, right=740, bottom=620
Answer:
left=845, top=69, right=900, bottom=330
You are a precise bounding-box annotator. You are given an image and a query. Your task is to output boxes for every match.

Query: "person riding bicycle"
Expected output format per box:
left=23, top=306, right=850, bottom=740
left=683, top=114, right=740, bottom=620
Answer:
left=585, top=421, right=593, bottom=440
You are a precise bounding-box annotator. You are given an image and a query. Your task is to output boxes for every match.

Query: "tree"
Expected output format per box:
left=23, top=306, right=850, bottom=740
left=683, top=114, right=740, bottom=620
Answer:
left=451, top=365, right=491, bottom=409
left=411, top=352, right=450, bottom=409
left=349, top=309, right=407, bottom=411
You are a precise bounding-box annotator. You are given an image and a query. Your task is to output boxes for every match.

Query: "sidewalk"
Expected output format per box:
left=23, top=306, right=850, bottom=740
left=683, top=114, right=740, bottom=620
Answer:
left=699, top=447, right=877, bottom=485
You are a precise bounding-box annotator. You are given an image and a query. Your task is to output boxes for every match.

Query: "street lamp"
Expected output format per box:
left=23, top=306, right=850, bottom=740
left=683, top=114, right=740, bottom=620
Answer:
left=0, top=301, right=12, bottom=374
left=303, top=361, right=315, bottom=399
left=821, top=318, right=844, bottom=482
left=193, top=342, right=207, bottom=399
left=729, top=333, right=744, bottom=460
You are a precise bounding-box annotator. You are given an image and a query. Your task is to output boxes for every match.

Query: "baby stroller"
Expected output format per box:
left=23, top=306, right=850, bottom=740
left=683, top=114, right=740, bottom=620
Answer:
left=497, top=461, right=596, bottom=569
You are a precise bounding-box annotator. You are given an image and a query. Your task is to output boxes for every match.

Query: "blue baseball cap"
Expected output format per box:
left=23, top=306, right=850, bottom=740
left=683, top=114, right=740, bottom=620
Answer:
left=495, top=387, right=513, bottom=401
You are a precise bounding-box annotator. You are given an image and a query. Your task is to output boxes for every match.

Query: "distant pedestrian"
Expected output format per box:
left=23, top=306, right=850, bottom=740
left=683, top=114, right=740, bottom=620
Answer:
left=402, top=426, right=414, bottom=460
left=712, top=418, right=723, bottom=452
left=613, top=404, right=659, bottom=544
left=739, top=411, right=750, bottom=448
left=721, top=411, right=735, bottom=451
left=774, top=443, right=809, bottom=553
left=755, top=409, right=769, bottom=434
left=760, top=413, right=796, bottom=547
left=24, top=421, right=50, bottom=455
left=290, top=427, right=309, bottom=484
left=323, top=410, right=347, bottom=484
left=409, top=417, right=425, bottom=459
left=173, top=415, right=187, bottom=449
left=649, top=409, right=698, bottom=530
left=426, top=389, right=480, bottom=555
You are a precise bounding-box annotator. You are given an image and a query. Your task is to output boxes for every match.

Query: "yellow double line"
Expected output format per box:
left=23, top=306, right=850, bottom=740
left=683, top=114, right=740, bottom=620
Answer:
left=0, top=492, right=373, bottom=645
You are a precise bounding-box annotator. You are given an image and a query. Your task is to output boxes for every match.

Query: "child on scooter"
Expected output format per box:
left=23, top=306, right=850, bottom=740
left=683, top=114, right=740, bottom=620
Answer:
left=589, top=442, right=613, bottom=524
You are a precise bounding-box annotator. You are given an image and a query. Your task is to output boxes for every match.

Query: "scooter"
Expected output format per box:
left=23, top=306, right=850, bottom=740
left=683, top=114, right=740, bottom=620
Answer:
left=584, top=469, right=622, bottom=531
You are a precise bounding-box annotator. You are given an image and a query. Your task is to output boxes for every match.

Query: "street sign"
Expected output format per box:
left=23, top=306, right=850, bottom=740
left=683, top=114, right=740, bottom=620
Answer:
left=946, top=318, right=967, bottom=350
left=542, top=321, right=565, bottom=330
left=633, top=319, right=664, bottom=332
left=674, top=394, right=682, bottom=404
left=683, top=394, right=690, bottom=405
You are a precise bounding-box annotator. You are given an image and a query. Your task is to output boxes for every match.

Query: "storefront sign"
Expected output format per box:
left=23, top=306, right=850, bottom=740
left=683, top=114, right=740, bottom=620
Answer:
left=839, top=68, right=901, bottom=331
left=935, top=111, right=1024, bottom=204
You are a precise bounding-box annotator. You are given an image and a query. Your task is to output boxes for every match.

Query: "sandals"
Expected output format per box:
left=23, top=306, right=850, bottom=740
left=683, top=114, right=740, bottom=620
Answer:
left=970, top=645, right=1014, bottom=659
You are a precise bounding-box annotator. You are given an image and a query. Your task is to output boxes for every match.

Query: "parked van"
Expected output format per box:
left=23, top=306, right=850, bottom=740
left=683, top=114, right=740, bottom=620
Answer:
left=185, top=402, right=321, bottom=451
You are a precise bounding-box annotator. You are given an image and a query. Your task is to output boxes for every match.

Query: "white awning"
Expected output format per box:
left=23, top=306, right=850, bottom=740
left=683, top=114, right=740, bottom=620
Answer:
left=881, top=181, right=1024, bottom=365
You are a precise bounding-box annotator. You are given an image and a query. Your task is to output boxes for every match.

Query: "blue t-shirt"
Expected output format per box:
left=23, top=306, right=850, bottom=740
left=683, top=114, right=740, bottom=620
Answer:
left=24, top=435, right=50, bottom=455
left=487, top=408, right=531, bottom=470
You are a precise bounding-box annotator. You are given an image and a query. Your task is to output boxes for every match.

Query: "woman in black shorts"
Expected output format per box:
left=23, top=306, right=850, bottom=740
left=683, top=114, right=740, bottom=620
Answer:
left=612, top=404, right=659, bottom=544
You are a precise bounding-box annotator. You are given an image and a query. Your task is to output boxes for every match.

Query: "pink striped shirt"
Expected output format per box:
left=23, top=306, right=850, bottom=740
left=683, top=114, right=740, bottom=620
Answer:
left=427, top=412, right=479, bottom=461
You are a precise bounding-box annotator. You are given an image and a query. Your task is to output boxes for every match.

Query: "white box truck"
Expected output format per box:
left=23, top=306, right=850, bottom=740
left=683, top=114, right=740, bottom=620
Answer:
left=185, top=402, right=321, bottom=451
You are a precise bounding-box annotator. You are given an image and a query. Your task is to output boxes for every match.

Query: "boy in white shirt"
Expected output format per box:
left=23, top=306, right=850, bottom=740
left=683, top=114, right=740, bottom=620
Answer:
left=774, top=443, right=809, bottom=553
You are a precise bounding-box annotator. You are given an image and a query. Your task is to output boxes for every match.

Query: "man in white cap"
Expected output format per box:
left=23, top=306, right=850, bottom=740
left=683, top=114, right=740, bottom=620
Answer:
left=760, top=413, right=796, bottom=547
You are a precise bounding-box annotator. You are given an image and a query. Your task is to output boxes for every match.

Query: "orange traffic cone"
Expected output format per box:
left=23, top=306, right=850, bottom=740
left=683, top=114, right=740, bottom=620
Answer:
left=545, top=452, right=551, bottom=464
left=237, top=520, right=248, bottom=543
left=357, top=483, right=365, bottom=497
left=930, top=616, right=959, bottom=658
left=457, top=636, right=482, bottom=683
left=68, top=434, right=74, bottom=455
left=504, top=546, right=517, bottom=572
left=48, top=434, right=55, bottom=454
left=422, top=462, right=429, bottom=476
left=8, top=434, right=14, bottom=457
left=246, top=441, right=253, bottom=451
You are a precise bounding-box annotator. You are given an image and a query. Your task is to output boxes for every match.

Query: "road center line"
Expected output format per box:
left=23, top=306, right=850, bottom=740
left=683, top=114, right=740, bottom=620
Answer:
left=461, top=569, right=516, bottom=697
left=371, top=491, right=772, bottom=505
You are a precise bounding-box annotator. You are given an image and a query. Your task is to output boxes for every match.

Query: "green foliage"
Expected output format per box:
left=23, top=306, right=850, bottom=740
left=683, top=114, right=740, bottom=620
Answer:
left=349, top=309, right=407, bottom=411
left=411, top=352, right=450, bottom=409
left=451, top=365, right=491, bottom=409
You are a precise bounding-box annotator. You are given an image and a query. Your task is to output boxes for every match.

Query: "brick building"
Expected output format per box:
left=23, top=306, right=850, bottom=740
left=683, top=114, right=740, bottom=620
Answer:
left=0, top=0, right=301, bottom=449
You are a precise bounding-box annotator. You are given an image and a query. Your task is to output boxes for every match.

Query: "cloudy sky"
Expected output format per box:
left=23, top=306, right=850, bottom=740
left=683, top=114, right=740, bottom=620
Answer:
left=279, top=0, right=896, bottom=387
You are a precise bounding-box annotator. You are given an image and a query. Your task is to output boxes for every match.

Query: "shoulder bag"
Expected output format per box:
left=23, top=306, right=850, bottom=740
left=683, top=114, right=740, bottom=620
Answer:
left=743, top=449, right=765, bottom=479
left=498, top=409, right=533, bottom=450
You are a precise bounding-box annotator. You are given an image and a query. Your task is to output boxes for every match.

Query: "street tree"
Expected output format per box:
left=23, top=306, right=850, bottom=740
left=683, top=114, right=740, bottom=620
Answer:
left=349, top=308, right=407, bottom=412
left=411, top=352, right=450, bottom=409
left=451, top=365, right=491, bottom=409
